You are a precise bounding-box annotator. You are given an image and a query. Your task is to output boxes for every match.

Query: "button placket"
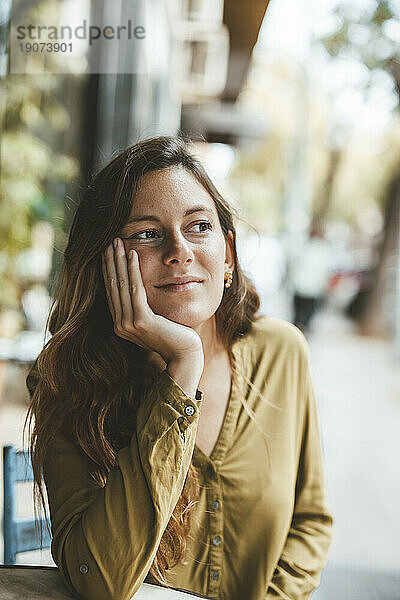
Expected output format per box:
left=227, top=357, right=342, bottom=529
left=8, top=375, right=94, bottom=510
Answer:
left=206, top=464, right=223, bottom=596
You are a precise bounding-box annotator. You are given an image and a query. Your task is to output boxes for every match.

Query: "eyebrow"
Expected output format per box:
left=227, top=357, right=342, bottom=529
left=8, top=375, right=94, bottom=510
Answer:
left=125, top=205, right=215, bottom=224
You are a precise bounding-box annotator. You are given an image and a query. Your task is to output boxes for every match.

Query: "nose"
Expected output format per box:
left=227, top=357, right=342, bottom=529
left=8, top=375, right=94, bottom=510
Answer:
left=162, top=230, right=194, bottom=266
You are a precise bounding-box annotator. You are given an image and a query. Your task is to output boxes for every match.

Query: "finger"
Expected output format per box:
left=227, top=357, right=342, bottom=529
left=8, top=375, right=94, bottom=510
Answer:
left=113, top=239, right=134, bottom=327
left=101, top=253, right=115, bottom=321
left=104, top=242, right=122, bottom=326
left=128, top=249, right=151, bottom=322
left=102, top=249, right=117, bottom=322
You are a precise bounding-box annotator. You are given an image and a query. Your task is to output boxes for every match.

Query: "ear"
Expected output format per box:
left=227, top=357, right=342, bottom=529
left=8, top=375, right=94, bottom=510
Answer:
left=224, top=230, right=235, bottom=272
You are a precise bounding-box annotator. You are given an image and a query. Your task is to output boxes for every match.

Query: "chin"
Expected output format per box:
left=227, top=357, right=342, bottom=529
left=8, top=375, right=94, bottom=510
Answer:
left=149, top=300, right=214, bottom=329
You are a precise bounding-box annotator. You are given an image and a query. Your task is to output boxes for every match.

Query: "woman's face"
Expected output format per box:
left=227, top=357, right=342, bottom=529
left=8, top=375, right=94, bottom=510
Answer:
left=119, top=166, right=234, bottom=328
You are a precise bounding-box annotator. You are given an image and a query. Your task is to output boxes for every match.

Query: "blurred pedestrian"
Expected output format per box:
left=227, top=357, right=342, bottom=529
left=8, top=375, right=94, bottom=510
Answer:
left=291, top=224, right=334, bottom=333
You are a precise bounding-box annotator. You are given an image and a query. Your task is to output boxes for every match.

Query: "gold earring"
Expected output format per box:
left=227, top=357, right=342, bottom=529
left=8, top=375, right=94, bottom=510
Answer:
left=224, top=270, right=233, bottom=289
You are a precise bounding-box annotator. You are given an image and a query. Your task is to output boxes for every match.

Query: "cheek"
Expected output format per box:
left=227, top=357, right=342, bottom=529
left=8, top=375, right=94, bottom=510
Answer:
left=136, top=255, right=157, bottom=289
left=191, top=252, right=225, bottom=293
left=200, top=237, right=226, bottom=270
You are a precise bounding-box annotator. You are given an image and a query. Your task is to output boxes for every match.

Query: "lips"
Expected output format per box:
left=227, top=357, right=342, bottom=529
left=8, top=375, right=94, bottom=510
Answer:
left=159, top=281, right=202, bottom=292
left=155, top=276, right=204, bottom=287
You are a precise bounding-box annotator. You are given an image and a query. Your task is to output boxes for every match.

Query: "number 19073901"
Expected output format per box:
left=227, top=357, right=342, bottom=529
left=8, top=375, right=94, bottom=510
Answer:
left=19, top=42, right=73, bottom=52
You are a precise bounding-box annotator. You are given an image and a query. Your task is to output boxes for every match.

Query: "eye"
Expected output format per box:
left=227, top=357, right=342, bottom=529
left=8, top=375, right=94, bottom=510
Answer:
left=123, top=220, right=212, bottom=242
left=190, top=221, right=212, bottom=233
left=127, top=229, right=161, bottom=240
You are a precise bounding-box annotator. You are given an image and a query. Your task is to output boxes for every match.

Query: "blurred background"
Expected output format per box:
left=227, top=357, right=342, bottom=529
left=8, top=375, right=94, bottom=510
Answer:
left=0, top=0, right=399, bottom=597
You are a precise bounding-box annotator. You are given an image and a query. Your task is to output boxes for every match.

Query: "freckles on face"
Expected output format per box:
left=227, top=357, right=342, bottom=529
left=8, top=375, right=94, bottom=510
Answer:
left=120, top=166, right=231, bottom=327
left=143, top=234, right=226, bottom=326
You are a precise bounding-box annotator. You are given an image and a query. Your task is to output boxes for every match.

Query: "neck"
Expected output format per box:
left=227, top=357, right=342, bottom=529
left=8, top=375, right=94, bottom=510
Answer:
left=194, top=315, right=225, bottom=364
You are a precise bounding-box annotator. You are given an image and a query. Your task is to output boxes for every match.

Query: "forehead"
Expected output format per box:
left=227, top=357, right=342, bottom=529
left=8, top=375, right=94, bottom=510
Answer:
left=130, top=166, right=217, bottom=217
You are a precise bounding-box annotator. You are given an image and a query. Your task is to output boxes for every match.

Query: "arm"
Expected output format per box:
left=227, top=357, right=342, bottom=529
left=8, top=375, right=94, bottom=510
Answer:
left=40, top=368, right=202, bottom=600
left=266, top=347, right=333, bottom=599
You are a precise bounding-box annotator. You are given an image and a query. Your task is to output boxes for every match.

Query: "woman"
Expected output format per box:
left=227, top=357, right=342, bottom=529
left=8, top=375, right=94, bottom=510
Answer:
left=25, top=135, right=333, bottom=600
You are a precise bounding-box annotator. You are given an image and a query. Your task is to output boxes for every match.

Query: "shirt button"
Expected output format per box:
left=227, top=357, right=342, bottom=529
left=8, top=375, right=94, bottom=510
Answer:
left=184, top=405, right=195, bottom=417
left=212, top=535, right=222, bottom=546
left=212, top=500, right=220, bottom=511
left=79, top=564, right=89, bottom=574
left=207, top=464, right=214, bottom=477
left=211, top=570, right=220, bottom=581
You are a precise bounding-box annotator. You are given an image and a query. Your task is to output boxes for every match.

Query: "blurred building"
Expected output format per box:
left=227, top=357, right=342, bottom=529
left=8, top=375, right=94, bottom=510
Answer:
left=89, top=0, right=271, bottom=166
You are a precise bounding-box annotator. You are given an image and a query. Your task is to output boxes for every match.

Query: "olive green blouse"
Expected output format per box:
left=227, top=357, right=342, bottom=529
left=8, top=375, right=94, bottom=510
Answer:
left=26, top=316, right=333, bottom=600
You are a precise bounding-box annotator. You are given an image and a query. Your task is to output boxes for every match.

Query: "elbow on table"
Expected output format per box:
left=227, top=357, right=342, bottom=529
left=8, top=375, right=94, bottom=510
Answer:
left=56, top=537, right=147, bottom=600
left=54, top=516, right=157, bottom=600
left=59, top=562, right=146, bottom=600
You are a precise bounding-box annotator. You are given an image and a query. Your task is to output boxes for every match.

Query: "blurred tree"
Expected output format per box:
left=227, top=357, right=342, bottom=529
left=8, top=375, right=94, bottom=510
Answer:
left=0, top=74, right=78, bottom=319
left=0, top=0, right=88, bottom=339
left=320, top=0, right=400, bottom=335
left=0, top=0, right=80, bottom=339
left=322, top=1, right=399, bottom=93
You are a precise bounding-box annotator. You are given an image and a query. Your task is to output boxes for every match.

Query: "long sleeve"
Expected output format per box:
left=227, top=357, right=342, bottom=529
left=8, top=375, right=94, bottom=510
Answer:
left=30, top=369, right=201, bottom=600
left=265, top=346, right=333, bottom=599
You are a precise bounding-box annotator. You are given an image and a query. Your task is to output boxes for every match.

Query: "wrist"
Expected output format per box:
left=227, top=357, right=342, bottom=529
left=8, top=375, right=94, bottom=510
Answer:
left=166, top=355, right=204, bottom=400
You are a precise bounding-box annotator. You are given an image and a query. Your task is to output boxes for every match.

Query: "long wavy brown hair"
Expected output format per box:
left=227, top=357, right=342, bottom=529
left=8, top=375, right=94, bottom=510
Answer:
left=24, top=135, right=261, bottom=586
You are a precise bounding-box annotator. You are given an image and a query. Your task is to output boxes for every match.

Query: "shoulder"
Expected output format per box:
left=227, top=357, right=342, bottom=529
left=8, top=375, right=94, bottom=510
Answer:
left=240, top=315, right=309, bottom=364
left=246, top=315, right=306, bottom=345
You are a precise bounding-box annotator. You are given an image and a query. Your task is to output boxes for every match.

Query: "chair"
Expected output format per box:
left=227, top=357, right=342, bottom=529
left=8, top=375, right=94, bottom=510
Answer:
left=3, top=445, right=52, bottom=564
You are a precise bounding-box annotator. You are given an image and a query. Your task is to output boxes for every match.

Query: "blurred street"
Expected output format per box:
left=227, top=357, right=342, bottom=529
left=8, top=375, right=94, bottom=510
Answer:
left=308, top=309, right=400, bottom=600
